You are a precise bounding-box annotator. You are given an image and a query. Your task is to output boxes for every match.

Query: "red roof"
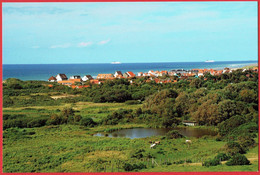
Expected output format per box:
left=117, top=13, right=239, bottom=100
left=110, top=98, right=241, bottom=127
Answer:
left=48, top=76, right=56, bottom=81
left=127, top=71, right=135, bottom=77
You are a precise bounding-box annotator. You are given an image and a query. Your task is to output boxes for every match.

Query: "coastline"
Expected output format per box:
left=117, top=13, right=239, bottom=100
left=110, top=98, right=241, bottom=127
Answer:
left=3, top=61, right=258, bottom=81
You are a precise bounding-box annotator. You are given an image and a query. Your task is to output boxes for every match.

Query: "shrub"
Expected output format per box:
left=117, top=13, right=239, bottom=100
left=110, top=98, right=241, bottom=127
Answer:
left=224, top=142, right=246, bottom=156
left=214, top=153, right=230, bottom=161
left=202, top=158, right=220, bottom=167
left=226, top=154, right=250, bottom=166
left=217, top=115, right=246, bottom=136
left=125, top=100, right=141, bottom=105
left=131, top=149, right=145, bottom=159
left=123, top=162, right=147, bottom=171
left=80, top=117, right=96, bottom=127
left=27, top=118, right=48, bottom=128
left=46, top=114, right=63, bottom=125
left=237, top=135, right=256, bottom=150
left=166, top=130, right=184, bottom=139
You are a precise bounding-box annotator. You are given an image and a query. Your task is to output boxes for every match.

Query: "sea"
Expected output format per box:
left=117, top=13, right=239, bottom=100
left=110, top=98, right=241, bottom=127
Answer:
left=2, top=61, right=258, bottom=81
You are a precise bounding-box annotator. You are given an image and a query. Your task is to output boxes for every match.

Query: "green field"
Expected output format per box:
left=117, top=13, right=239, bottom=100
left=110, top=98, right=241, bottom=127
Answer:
left=3, top=102, right=258, bottom=172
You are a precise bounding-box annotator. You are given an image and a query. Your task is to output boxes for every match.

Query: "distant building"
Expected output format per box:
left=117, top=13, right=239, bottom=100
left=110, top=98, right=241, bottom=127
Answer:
left=70, top=75, right=81, bottom=79
left=57, top=79, right=81, bottom=85
left=114, top=71, right=123, bottom=78
left=82, top=75, right=93, bottom=81
left=123, top=71, right=135, bottom=78
left=182, top=120, right=197, bottom=126
left=138, top=72, right=143, bottom=76
left=48, top=76, right=57, bottom=82
left=97, top=74, right=114, bottom=79
left=56, top=74, right=68, bottom=81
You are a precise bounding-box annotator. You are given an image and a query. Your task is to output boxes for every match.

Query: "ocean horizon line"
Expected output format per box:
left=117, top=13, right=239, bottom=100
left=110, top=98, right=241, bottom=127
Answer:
left=2, top=60, right=258, bottom=65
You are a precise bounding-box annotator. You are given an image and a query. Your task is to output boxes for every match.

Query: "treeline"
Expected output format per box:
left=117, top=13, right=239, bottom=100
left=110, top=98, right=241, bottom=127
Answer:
left=3, top=69, right=258, bottom=128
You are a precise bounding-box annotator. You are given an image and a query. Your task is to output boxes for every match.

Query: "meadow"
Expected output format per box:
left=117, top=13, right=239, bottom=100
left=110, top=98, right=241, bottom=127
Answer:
left=3, top=102, right=258, bottom=172
left=2, top=68, right=259, bottom=172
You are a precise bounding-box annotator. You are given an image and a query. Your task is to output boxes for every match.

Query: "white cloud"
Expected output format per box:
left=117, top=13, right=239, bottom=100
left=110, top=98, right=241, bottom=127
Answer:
left=32, top=46, right=40, bottom=49
left=78, top=41, right=93, bottom=47
left=50, top=43, right=71, bottom=49
left=98, top=39, right=110, bottom=45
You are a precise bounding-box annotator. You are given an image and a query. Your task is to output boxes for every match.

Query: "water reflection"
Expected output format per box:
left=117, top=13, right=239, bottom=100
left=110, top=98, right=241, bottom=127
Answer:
left=94, top=127, right=217, bottom=139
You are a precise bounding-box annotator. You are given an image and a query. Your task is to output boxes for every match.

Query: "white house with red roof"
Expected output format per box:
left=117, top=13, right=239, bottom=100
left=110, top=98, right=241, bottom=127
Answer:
left=56, top=74, right=68, bottom=81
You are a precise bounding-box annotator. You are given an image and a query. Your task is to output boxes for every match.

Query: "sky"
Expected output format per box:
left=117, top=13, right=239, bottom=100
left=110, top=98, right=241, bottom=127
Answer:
left=2, top=2, right=258, bottom=64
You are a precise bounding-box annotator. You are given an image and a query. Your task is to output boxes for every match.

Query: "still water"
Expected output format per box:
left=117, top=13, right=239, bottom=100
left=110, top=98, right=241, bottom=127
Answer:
left=94, top=127, right=217, bottom=139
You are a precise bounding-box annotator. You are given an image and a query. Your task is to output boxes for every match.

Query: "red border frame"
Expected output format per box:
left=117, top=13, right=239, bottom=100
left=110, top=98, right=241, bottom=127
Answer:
left=0, top=0, right=259, bottom=174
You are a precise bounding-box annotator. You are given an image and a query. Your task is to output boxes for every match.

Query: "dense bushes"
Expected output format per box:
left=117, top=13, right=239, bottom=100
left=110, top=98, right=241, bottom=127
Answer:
left=202, top=158, right=220, bottom=167
left=224, top=142, right=246, bottom=156
left=214, top=153, right=230, bottom=161
left=123, top=162, right=147, bottom=171
left=226, top=154, right=250, bottom=166
left=80, top=117, right=96, bottom=127
left=217, top=115, right=246, bottom=136
left=166, top=130, right=184, bottom=139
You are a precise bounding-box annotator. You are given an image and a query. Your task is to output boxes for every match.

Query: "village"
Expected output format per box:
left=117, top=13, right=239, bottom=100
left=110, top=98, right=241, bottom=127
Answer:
left=48, top=66, right=258, bottom=89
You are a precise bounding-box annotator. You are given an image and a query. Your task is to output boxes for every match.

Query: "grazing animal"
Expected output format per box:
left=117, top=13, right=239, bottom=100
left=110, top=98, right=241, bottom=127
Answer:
left=150, top=143, right=156, bottom=149
left=155, top=141, right=160, bottom=145
left=186, top=140, right=192, bottom=144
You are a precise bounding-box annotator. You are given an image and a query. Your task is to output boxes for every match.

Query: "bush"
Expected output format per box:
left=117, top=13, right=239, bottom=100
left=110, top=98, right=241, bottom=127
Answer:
left=214, top=153, right=230, bottom=161
left=202, top=158, right=220, bottom=167
left=131, top=149, right=145, bottom=159
left=237, top=135, right=256, bottom=150
left=226, top=154, right=250, bottom=166
left=125, top=100, right=141, bottom=105
left=123, top=162, right=147, bottom=171
left=224, top=142, right=246, bottom=156
left=80, top=117, right=96, bottom=127
left=166, top=130, right=184, bottom=139
left=218, top=115, right=246, bottom=136
left=27, top=118, right=48, bottom=128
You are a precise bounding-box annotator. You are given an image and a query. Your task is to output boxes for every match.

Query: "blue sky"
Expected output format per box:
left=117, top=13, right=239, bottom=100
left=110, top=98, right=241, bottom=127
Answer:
left=3, top=2, right=258, bottom=64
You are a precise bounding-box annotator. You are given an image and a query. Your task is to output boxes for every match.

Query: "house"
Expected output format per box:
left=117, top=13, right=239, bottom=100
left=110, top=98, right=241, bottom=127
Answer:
left=56, top=74, right=68, bottom=81
left=223, top=67, right=230, bottom=73
left=159, top=70, right=168, bottom=76
left=97, top=74, right=114, bottom=79
left=198, top=70, right=204, bottom=77
left=90, top=79, right=101, bottom=84
left=253, top=67, right=258, bottom=72
left=57, top=79, right=81, bottom=85
left=82, top=75, right=93, bottom=81
left=138, top=72, right=143, bottom=76
left=182, top=120, right=197, bottom=126
left=114, top=71, right=123, bottom=78
left=70, top=75, right=81, bottom=79
left=123, top=71, right=135, bottom=78
left=48, top=76, right=57, bottom=82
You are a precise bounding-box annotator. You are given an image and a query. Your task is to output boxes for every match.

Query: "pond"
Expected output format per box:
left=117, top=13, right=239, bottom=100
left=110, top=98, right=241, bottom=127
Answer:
left=93, top=127, right=217, bottom=139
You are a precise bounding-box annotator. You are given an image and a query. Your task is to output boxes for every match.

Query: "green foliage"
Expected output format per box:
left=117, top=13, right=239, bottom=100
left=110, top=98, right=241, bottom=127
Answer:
left=214, top=153, right=230, bottom=161
left=123, top=162, right=147, bottom=171
left=202, top=158, right=220, bottom=167
left=27, top=117, right=48, bottom=128
left=217, top=115, right=246, bottom=136
left=166, top=130, right=184, bottom=139
left=224, top=142, right=246, bottom=156
left=226, top=154, right=250, bottom=166
left=80, top=117, right=96, bottom=127
left=237, top=135, right=256, bottom=150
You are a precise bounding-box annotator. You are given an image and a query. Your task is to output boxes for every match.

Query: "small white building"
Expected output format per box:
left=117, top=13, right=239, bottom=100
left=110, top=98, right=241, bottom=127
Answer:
left=56, top=74, right=68, bottom=81
left=70, top=75, right=81, bottom=79
left=182, top=120, right=197, bottom=126
left=48, top=76, right=57, bottom=82
left=114, top=71, right=123, bottom=77
left=82, top=75, right=93, bottom=81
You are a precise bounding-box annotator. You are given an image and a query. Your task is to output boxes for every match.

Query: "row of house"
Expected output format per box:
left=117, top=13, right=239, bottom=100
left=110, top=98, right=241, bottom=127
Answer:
left=96, top=71, right=136, bottom=79
left=48, top=66, right=258, bottom=88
